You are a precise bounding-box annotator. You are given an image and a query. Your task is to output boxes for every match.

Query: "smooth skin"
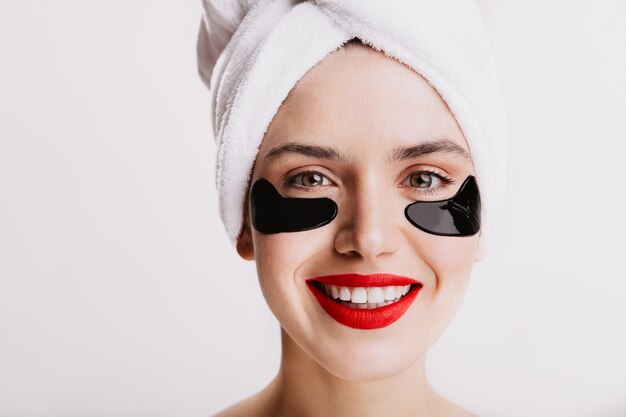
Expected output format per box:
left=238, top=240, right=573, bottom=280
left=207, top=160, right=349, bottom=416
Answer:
left=218, top=43, right=485, bottom=417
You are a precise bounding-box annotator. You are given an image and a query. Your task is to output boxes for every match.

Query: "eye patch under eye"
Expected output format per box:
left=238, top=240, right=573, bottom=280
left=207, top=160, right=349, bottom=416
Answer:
left=250, top=179, right=338, bottom=234
left=249, top=175, right=481, bottom=236
left=404, top=175, right=481, bottom=236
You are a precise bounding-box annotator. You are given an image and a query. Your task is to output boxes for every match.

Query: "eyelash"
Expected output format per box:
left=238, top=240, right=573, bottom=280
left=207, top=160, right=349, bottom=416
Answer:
left=404, top=169, right=455, bottom=196
left=283, top=170, right=333, bottom=191
left=284, top=168, right=455, bottom=195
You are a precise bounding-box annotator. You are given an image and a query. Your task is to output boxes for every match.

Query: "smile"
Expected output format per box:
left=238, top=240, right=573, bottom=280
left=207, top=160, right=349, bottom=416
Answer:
left=305, top=273, right=422, bottom=330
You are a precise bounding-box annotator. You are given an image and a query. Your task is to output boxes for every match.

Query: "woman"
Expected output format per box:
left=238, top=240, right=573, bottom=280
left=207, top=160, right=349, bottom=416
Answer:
left=198, top=1, right=508, bottom=416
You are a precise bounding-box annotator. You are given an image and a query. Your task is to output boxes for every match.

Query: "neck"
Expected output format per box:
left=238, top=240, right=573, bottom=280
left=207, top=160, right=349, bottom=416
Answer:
left=263, top=328, right=446, bottom=417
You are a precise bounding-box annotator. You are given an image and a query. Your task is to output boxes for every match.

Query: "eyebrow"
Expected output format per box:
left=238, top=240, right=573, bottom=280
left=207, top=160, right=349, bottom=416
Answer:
left=264, top=142, right=349, bottom=162
left=263, top=139, right=471, bottom=163
left=390, top=139, right=471, bottom=161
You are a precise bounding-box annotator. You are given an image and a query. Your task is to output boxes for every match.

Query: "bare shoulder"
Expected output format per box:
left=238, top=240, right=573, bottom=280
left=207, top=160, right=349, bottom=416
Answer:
left=442, top=399, right=480, bottom=417
left=211, top=389, right=275, bottom=417
left=452, top=405, right=480, bottom=417
left=430, top=391, right=479, bottom=417
left=212, top=401, right=253, bottom=417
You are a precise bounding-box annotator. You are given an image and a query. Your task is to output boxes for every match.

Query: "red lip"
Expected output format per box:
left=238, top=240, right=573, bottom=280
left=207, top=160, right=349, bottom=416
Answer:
left=305, top=273, right=422, bottom=330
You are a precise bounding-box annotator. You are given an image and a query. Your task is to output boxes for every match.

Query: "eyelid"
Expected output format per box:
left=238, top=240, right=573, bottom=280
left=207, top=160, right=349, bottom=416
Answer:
left=397, top=165, right=452, bottom=185
left=398, top=166, right=455, bottom=197
left=280, top=165, right=455, bottom=194
left=282, top=167, right=337, bottom=190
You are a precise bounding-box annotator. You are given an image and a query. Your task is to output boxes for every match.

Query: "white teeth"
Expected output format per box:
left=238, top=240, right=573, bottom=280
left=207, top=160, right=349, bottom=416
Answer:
left=351, top=287, right=368, bottom=304
left=341, top=299, right=400, bottom=309
left=383, top=286, right=396, bottom=301
left=339, top=287, right=351, bottom=301
left=322, top=283, right=416, bottom=307
left=394, top=286, right=403, bottom=298
left=366, top=287, right=385, bottom=303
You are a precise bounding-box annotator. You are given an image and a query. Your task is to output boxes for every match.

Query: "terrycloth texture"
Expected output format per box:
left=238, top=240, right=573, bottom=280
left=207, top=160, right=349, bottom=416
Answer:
left=197, top=0, right=508, bottom=248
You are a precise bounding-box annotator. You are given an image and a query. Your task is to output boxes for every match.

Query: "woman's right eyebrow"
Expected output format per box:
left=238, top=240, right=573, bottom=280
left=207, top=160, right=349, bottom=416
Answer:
left=263, top=142, right=349, bottom=162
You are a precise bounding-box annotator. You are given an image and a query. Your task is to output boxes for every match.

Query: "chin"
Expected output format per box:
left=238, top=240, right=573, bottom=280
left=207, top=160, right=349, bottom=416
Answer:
left=313, top=336, right=424, bottom=382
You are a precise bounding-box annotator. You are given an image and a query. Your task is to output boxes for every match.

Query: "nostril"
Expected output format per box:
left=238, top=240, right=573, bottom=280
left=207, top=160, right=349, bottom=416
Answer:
left=334, top=230, right=396, bottom=260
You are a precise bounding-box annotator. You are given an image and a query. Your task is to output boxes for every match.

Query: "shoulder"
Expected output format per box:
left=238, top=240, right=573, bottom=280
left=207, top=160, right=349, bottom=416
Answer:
left=211, top=390, right=275, bottom=417
left=442, top=400, right=480, bottom=417
left=430, top=391, right=479, bottom=417
left=212, top=401, right=257, bottom=417
left=212, top=402, right=246, bottom=417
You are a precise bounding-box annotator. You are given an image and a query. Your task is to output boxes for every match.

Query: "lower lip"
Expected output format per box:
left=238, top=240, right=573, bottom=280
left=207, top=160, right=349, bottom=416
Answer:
left=306, top=281, right=421, bottom=330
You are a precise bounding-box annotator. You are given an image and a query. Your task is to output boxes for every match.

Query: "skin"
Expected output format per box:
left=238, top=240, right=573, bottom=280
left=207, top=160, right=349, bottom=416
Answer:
left=218, top=44, right=485, bottom=417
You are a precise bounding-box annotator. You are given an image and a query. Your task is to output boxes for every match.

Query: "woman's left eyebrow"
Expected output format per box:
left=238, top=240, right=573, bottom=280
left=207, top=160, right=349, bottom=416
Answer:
left=390, top=139, right=471, bottom=161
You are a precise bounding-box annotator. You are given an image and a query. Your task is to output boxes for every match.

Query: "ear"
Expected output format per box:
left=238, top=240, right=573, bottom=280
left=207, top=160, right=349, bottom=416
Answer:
left=236, top=219, right=255, bottom=261
left=474, top=232, right=486, bottom=263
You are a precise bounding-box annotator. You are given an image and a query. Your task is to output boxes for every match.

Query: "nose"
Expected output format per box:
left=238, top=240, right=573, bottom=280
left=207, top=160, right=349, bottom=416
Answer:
left=333, top=180, right=402, bottom=261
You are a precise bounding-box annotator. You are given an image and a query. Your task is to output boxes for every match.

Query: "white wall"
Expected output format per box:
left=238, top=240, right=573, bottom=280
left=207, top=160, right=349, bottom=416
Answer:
left=0, top=1, right=624, bottom=416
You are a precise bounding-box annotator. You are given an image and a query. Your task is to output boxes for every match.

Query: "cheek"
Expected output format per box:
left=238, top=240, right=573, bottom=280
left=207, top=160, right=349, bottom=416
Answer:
left=418, top=235, right=478, bottom=320
left=254, top=229, right=329, bottom=273
left=252, top=229, right=330, bottom=314
left=422, top=236, right=478, bottom=278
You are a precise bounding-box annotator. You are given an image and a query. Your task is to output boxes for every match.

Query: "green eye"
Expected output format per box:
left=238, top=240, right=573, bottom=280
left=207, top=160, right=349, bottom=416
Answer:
left=409, top=172, right=437, bottom=188
left=289, top=171, right=332, bottom=187
left=404, top=169, right=455, bottom=196
left=302, top=173, right=322, bottom=186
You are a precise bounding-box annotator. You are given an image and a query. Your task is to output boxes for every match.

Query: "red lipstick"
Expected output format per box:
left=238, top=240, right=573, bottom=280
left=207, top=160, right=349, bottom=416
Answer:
left=306, top=273, right=422, bottom=330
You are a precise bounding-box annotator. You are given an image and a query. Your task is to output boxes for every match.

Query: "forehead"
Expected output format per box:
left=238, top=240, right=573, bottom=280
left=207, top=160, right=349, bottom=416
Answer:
left=260, top=46, right=471, bottom=164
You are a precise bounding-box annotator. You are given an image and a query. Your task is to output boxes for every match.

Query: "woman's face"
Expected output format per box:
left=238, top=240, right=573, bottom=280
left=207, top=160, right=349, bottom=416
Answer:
left=237, top=46, right=485, bottom=381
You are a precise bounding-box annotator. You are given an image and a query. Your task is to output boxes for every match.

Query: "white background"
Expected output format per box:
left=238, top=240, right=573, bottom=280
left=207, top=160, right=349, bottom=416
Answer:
left=1, top=1, right=625, bottom=416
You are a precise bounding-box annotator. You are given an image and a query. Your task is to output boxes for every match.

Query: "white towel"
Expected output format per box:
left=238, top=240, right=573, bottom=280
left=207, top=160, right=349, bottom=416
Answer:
left=197, top=0, right=508, bottom=249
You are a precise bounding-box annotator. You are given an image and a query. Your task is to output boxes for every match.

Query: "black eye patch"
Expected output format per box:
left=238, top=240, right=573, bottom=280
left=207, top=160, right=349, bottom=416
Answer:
left=249, top=175, right=480, bottom=236
left=250, top=179, right=338, bottom=234
left=404, top=175, right=481, bottom=236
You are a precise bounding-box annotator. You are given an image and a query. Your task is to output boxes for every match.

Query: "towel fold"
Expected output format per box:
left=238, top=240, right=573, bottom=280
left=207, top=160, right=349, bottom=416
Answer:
left=197, top=0, right=508, bottom=248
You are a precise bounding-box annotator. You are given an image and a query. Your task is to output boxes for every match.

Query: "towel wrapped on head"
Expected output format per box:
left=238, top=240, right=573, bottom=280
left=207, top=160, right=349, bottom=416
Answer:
left=197, top=0, right=508, bottom=248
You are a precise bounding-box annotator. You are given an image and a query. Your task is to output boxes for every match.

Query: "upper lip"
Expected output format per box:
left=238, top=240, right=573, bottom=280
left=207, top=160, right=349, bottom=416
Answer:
left=306, top=273, right=421, bottom=287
